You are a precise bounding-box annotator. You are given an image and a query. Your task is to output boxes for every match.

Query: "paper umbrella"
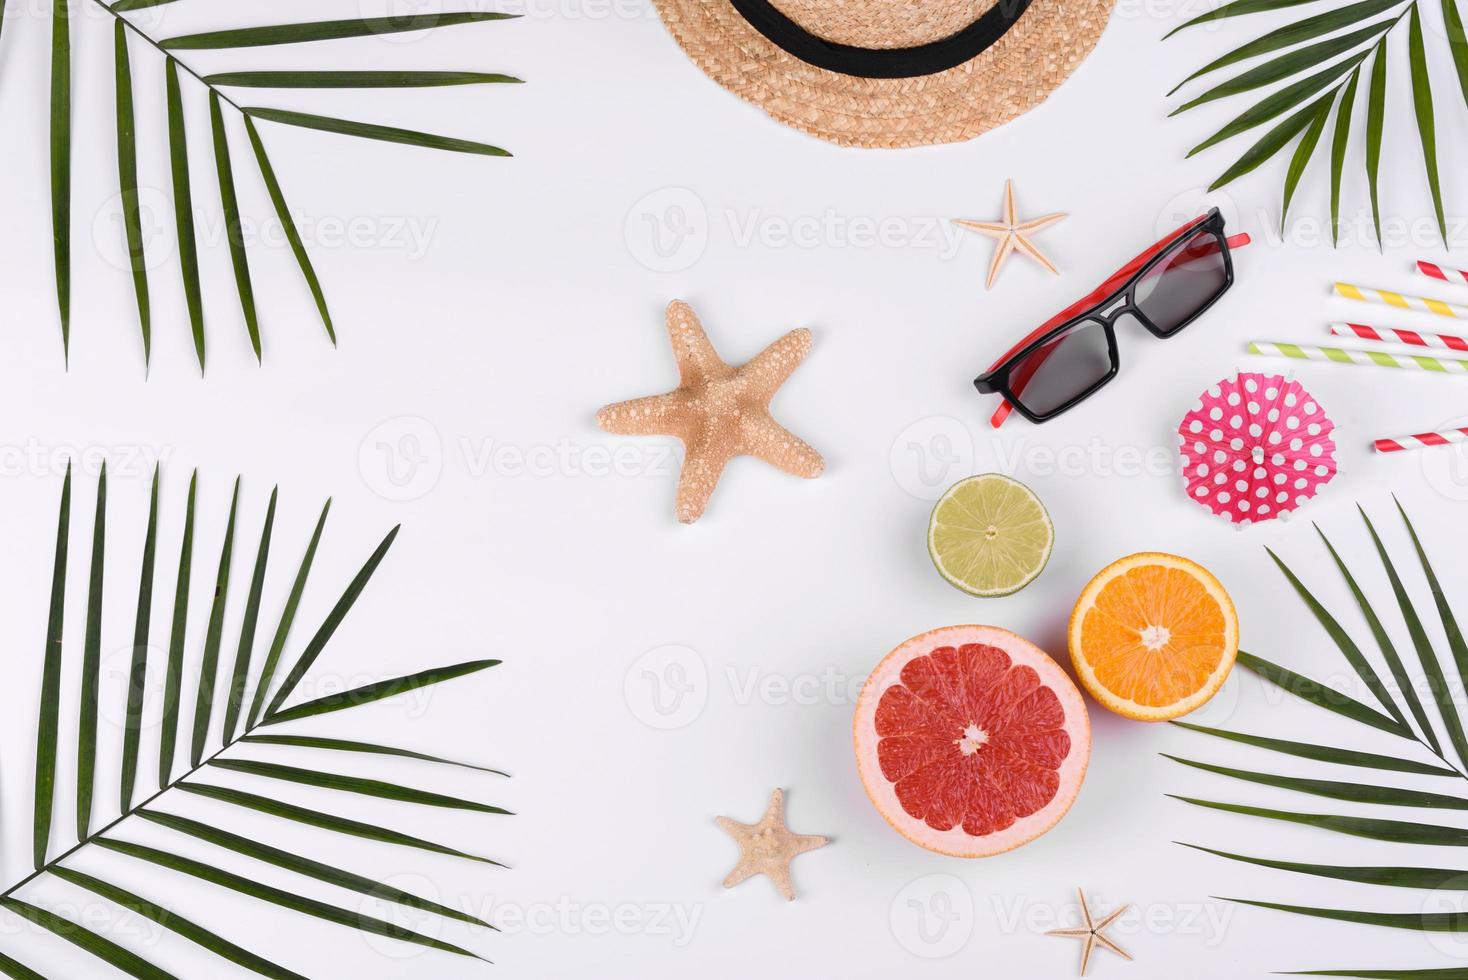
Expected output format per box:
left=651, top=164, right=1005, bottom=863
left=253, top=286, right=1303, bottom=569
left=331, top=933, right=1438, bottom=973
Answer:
left=1177, top=372, right=1337, bottom=525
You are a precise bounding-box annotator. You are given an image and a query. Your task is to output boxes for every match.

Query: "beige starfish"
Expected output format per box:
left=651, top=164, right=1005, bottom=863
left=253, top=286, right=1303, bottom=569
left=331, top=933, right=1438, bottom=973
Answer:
left=954, top=179, right=1066, bottom=289
left=716, top=789, right=829, bottom=901
left=1046, top=889, right=1133, bottom=976
left=597, top=301, right=824, bottom=524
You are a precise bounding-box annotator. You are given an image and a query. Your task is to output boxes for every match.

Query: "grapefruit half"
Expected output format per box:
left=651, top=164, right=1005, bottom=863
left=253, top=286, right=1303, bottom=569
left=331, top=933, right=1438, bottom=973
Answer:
left=854, top=625, right=1090, bottom=857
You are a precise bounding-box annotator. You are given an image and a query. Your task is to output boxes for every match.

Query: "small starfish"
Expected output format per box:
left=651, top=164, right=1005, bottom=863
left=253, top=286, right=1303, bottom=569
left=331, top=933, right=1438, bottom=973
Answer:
left=1046, top=889, right=1133, bottom=976
left=716, top=788, right=829, bottom=901
left=598, top=301, right=824, bottom=523
left=954, top=180, right=1066, bottom=289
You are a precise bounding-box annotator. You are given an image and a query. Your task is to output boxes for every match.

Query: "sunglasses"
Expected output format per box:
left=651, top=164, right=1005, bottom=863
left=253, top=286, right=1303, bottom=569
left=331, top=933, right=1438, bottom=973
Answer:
left=974, top=210, right=1252, bottom=427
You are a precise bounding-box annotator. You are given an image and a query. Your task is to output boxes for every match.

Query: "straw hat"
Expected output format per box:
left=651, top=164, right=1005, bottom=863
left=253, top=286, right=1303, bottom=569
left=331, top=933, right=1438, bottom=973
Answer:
left=652, top=0, right=1116, bottom=148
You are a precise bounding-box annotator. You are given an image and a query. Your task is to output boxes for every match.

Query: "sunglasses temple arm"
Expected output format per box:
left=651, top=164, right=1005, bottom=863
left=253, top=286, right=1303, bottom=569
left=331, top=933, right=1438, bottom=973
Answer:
left=988, top=230, right=1253, bottom=428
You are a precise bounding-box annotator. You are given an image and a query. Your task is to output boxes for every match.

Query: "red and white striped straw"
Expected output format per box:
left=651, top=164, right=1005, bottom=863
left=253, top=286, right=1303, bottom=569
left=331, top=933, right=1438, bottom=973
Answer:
left=1375, top=427, right=1468, bottom=453
left=1330, top=321, right=1468, bottom=351
left=1418, top=260, right=1468, bottom=286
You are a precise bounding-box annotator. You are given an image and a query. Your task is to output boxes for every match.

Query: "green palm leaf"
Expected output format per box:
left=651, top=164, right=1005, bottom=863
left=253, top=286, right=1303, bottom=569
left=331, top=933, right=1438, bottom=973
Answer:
left=1267, top=542, right=1409, bottom=731
left=1225, top=897, right=1468, bottom=932
left=157, top=472, right=196, bottom=789
left=1361, top=504, right=1468, bottom=768
left=1236, top=650, right=1408, bottom=736
left=1191, top=58, right=1365, bottom=158
left=0, top=471, right=509, bottom=973
left=26, top=3, right=521, bottom=367
left=1314, top=524, right=1438, bottom=752
left=244, top=108, right=511, bottom=157
left=263, top=658, right=501, bottom=724
left=206, top=70, right=523, bottom=88
left=1170, top=0, right=1403, bottom=92
left=52, top=867, right=306, bottom=980
left=1329, top=69, right=1359, bottom=244
left=1407, top=4, right=1446, bottom=242
left=97, top=838, right=483, bottom=959
left=76, top=464, right=106, bottom=841
left=241, top=121, right=334, bottom=344
left=33, top=463, right=71, bottom=869
left=0, top=898, right=173, bottom=978
left=208, top=758, right=512, bottom=813
left=209, top=95, right=260, bottom=359
left=190, top=478, right=239, bottom=768
left=1170, top=795, right=1468, bottom=845
left=179, top=781, right=507, bottom=865
left=240, top=733, right=510, bottom=776
left=161, top=13, right=517, bottom=49
left=1165, top=754, right=1468, bottom=809
left=1282, top=99, right=1331, bottom=234
left=1168, top=0, right=1463, bottom=242
left=1208, top=91, right=1340, bottom=189
left=246, top=499, right=329, bottom=728
left=1171, top=20, right=1390, bottom=111
left=1445, top=0, right=1468, bottom=104
left=1166, top=0, right=1349, bottom=40
left=113, top=21, right=150, bottom=362
left=263, top=525, right=399, bottom=716
left=223, top=488, right=276, bottom=743
left=165, top=60, right=205, bottom=372
left=1365, top=38, right=1388, bottom=246
left=137, top=809, right=494, bottom=928
left=120, top=465, right=159, bottom=813
left=49, top=0, right=70, bottom=359
left=1176, top=501, right=1468, bottom=974
left=1170, top=721, right=1458, bottom=776
left=1181, top=841, right=1468, bottom=889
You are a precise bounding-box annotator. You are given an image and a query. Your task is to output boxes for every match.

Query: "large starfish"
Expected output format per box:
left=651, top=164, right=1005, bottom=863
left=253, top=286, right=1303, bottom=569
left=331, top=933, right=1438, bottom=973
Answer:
left=954, top=179, right=1066, bottom=289
left=597, top=301, right=824, bottom=523
left=716, top=789, right=829, bottom=901
left=1046, top=889, right=1133, bottom=976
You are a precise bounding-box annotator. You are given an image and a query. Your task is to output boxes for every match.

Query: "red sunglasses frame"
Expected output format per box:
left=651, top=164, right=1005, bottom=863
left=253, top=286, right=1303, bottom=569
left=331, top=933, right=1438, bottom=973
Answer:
left=976, top=212, right=1252, bottom=428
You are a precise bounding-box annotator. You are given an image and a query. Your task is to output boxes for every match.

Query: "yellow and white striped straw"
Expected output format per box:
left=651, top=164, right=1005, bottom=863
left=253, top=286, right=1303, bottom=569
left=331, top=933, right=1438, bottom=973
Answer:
left=1334, top=281, right=1468, bottom=319
left=1248, top=340, right=1468, bottom=373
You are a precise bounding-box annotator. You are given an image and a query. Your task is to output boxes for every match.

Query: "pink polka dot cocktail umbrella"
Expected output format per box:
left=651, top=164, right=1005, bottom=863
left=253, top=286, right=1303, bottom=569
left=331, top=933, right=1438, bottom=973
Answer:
left=1177, top=372, right=1337, bottom=525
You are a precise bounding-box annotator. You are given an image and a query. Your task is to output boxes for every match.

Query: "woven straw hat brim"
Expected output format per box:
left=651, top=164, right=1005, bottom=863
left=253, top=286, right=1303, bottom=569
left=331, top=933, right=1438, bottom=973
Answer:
left=652, top=0, right=1117, bottom=148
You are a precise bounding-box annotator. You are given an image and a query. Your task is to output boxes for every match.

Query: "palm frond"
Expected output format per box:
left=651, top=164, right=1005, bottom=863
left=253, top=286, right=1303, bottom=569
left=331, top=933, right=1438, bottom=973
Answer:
left=0, top=471, right=508, bottom=975
left=1174, top=499, right=1468, bottom=975
left=23, top=5, right=521, bottom=369
left=1168, top=0, right=1460, bottom=244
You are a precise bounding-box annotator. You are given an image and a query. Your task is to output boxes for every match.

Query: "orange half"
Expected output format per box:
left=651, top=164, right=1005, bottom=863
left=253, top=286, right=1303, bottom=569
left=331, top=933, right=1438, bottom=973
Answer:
left=1067, top=552, right=1238, bottom=721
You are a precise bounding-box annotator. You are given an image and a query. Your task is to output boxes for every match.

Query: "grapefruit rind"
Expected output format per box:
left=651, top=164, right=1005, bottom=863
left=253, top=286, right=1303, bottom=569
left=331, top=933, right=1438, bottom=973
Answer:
left=853, top=625, right=1091, bottom=858
left=1067, top=552, right=1239, bottom=722
left=926, top=474, right=1054, bottom=598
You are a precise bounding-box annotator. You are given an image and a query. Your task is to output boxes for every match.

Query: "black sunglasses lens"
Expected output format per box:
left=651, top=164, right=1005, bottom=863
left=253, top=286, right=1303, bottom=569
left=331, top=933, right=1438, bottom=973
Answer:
left=1008, top=318, right=1113, bottom=418
left=1134, top=228, right=1229, bottom=335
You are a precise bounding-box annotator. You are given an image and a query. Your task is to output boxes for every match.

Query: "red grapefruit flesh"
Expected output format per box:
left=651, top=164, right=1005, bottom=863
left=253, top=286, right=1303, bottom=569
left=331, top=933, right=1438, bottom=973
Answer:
left=853, top=625, right=1090, bottom=857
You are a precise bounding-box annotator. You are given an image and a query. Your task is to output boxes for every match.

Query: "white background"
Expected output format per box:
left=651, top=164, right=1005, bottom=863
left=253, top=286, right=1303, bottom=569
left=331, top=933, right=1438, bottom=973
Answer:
left=4, top=0, right=1468, bottom=976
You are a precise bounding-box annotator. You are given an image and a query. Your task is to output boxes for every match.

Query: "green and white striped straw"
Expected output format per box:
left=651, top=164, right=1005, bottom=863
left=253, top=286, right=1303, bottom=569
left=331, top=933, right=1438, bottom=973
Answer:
left=1247, top=341, right=1468, bottom=373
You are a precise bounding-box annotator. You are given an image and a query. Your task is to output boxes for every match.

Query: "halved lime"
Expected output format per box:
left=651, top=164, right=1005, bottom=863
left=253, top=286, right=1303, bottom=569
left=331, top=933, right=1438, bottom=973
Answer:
left=927, top=474, right=1053, bottom=597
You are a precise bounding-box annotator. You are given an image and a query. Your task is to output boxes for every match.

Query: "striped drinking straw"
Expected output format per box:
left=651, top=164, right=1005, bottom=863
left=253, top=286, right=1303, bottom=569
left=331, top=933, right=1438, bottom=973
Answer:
left=1418, top=260, right=1468, bottom=286
left=1330, top=322, right=1468, bottom=351
left=1375, top=427, right=1468, bottom=453
left=1334, top=281, right=1468, bottom=319
left=1248, top=341, right=1468, bottom=373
